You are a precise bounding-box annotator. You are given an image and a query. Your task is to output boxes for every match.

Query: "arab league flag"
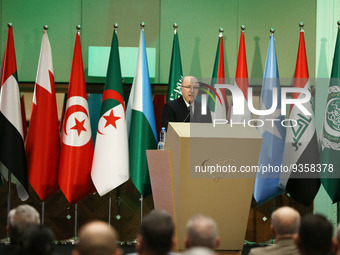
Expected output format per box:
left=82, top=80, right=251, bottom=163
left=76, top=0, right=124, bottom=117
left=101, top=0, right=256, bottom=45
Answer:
left=59, top=30, right=95, bottom=204
left=320, top=25, right=340, bottom=203
left=0, top=25, right=29, bottom=201
left=231, top=29, right=251, bottom=122
left=279, top=28, right=320, bottom=206
left=253, top=34, right=285, bottom=204
left=26, top=29, right=60, bottom=201
left=210, top=31, right=228, bottom=120
left=91, top=30, right=129, bottom=196
left=126, top=28, right=157, bottom=196
left=167, top=26, right=183, bottom=102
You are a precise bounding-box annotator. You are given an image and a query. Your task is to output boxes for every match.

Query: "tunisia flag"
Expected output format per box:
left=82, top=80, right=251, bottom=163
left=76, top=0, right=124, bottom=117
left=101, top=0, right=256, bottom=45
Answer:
left=26, top=29, right=60, bottom=201
left=59, top=30, right=95, bottom=204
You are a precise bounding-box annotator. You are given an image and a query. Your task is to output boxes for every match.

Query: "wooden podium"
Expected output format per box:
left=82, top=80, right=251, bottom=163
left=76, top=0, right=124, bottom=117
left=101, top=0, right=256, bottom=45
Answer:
left=147, top=123, right=262, bottom=251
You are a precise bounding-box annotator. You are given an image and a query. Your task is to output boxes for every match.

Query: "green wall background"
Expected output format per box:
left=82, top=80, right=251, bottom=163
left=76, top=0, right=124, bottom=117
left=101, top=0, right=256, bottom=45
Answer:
left=1, top=0, right=316, bottom=85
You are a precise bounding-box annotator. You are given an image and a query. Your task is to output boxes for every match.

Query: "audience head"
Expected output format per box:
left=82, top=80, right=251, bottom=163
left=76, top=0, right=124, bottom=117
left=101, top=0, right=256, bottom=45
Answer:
left=74, top=220, right=120, bottom=255
left=181, top=76, right=199, bottom=104
left=185, top=214, right=220, bottom=250
left=296, top=214, right=336, bottom=255
left=8, top=204, right=40, bottom=245
left=137, top=209, right=175, bottom=255
left=17, top=226, right=55, bottom=255
left=270, top=206, right=300, bottom=238
left=337, top=223, right=340, bottom=252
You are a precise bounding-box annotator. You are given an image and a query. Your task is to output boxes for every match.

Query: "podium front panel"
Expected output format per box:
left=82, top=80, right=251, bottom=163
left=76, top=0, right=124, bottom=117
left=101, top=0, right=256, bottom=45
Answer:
left=166, top=123, right=261, bottom=251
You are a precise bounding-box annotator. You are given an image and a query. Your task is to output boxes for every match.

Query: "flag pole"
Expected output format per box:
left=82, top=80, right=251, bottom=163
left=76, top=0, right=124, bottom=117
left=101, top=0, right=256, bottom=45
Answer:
left=39, top=24, right=49, bottom=228
left=106, top=22, right=120, bottom=227
left=6, top=171, right=11, bottom=240
left=74, top=203, right=78, bottom=239
left=5, top=22, right=13, bottom=243
left=140, top=194, right=143, bottom=223
left=108, top=194, right=112, bottom=225
left=41, top=202, right=45, bottom=226
left=139, top=21, right=145, bottom=224
left=65, top=25, right=83, bottom=244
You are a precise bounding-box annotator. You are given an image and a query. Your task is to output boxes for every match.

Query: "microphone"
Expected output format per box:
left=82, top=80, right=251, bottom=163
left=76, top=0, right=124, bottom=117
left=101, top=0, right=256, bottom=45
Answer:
left=183, top=101, right=191, bottom=122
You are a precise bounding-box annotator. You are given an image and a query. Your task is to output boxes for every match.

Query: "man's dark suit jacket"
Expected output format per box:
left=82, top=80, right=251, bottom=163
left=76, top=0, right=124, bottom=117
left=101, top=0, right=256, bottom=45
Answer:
left=161, top=96, right=212, bottom=130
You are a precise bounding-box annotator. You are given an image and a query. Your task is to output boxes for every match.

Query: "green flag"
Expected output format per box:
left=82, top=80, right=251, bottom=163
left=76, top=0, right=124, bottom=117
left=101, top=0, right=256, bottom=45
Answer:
left=167, top=29, right=183, bottom=102
left=91, top=31, right=129, bottom=196
left=320, top=26, right=340, bottom=203
left=209, top=33, right=228, bottom=119
left=126, top=29, right=158, bottom=196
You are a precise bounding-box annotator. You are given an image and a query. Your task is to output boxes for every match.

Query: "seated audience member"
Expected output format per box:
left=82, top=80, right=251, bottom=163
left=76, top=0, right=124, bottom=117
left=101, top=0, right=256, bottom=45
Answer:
left=7, top=204, right=40, bottom=246
left=136, top=209, right=175, bottom=255
left=17, top=226, right=55, bottom=255
left=295, top=214, right=336, bottom=255
left=183, top=247, right=216, bottom=255
left=73, top=220, right=121, bottom=255
left=185, top=215, right=220, bottom=250
left=336, top=223, right=340, bottom=255
left=249, top=206, right=300, bottom=255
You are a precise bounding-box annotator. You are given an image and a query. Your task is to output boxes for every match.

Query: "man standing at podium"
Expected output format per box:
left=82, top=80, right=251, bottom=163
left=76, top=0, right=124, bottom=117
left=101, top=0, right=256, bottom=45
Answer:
left=161, top=76, right=212, bottom=130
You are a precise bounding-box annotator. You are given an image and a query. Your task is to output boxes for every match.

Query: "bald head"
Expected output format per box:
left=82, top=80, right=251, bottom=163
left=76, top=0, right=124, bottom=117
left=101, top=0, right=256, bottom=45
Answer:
left=76, top=221, right=118, bottom=255
left=181, top=76, right=199, bottom=104
left=271, top=206, right=300, bottom=237
left=185, top=215, right=219, bottom=249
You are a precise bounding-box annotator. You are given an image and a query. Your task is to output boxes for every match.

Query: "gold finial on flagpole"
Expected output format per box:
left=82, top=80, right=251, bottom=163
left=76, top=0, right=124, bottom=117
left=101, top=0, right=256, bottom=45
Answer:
left=7, top=23, right=12, bottom=28
left=140, top=22, right=145, bottom=30
left=219, top=27, right=224, bottom=37
left=173, top=23, right=178, bottom=34
left=43, top=25, right=48, bottom=31
left=299, top=22, right=304, bottom=32
left=241, top=25, right=246, bottom=33
left=270, top=28, right=275, bottom=35
left=114, top=23, right=119, bottom=33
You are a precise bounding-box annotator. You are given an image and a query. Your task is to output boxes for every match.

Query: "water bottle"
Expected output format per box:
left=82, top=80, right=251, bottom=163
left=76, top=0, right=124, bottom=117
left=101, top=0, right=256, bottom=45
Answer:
left=157, top=127, right=166, bottom=150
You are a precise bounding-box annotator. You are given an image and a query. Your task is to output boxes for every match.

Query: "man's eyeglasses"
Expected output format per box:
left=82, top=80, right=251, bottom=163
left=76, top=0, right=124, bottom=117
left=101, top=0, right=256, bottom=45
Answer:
left=182, top=86, right=199, bottom=90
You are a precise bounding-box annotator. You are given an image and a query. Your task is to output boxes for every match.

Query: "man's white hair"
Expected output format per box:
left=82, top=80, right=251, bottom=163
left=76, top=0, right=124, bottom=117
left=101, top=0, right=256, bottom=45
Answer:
left=186, top=214, right=218, bottom=249
left=9, top=204, right=40, bottom=236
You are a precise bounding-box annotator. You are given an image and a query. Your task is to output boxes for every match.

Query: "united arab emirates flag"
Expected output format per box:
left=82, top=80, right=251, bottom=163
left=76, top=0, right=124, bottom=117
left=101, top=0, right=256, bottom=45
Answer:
left=0, top=24, right=28, bottom=200
left=91, top=30, right=129, bottom=196
left=126, top=28, right=157, bottom=196
left=320, top=24, right=340, bottom=203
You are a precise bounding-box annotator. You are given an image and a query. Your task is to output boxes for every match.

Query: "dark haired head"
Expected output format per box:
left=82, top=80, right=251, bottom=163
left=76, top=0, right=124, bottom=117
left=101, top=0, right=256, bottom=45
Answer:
left=298, top=214, right=333, bottom=255
left=17, top=226, right=55, bottom=255
left=139, top=209, right=174, bottom=254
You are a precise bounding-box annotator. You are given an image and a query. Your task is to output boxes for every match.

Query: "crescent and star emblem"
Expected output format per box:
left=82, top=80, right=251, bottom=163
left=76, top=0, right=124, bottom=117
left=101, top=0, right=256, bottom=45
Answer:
left=97, top=89, right=125, bottom=135
left=62, top=96, right=91, bottom=147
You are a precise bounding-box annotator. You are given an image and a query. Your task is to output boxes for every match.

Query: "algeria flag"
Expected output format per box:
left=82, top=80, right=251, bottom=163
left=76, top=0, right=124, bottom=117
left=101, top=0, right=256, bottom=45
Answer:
left=91, top=30, right=129, bottom=196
